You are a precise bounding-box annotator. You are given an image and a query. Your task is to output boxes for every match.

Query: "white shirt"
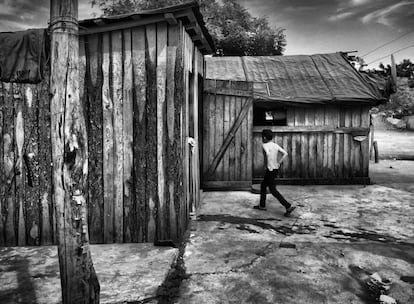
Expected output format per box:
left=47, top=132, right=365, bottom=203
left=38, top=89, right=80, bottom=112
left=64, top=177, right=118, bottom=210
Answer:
left=262, top=141, right=287, bottom=171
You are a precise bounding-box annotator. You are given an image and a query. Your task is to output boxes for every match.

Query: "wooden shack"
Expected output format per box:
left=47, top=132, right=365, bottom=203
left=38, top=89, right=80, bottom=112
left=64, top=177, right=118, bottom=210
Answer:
left=202, top=54, right=386, bottom=189
left=0, top=2, right=213, bottom=246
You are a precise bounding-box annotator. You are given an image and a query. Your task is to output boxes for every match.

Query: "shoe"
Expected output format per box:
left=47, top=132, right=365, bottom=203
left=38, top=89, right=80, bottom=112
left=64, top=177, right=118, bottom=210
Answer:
left=284, top=205, right=296, bottom=217
left=253, top=205, right=267, bottom=211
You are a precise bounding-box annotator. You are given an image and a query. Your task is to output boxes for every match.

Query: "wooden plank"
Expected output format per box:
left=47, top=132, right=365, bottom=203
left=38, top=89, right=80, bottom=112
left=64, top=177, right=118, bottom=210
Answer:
left=202, top=93, right=210, bottom=176
left=300, top=133, right=308, bottom=178
left=173, top=22, right=184, bottom=240
left=156, top=22, right=167, bottom=240
left=204, top=94, right=219, bottom=180
left=324, top=106, right=335, bottom=178
left=245, top=98, right=253, bottom=183
left=228, top=96, right=235, bottom=181
left=223, top=95, right=230, bottom=180
left=145, top=24, right=158, bottom=242
left=343, top=107, right=352, bottom=178
left=286, top=108, right=295, bottom=126
left=206, top=97, right=253, bottom=179
left=294, top=108, right=305, bottom=126
left=308, top=133, right=317, bottom=178
left=304, top=107, right=315, bottom=126
left=234, top=97, right=241, bottom=180
left=360, top=107, right=370, bottom=177
left=166, top=24, right=179, bottom=241
left=252, top=132, right=262, bottom=178
left=23, top=84, right=41, bottom=246
left=14, top=85, right=26, bottom=246
left=85, top=34, right=104, bottom=244
left=111, top=30, right=124, bottom=243
left=123, top=29, right=134, bottom=243
left=203, top=87, right=253, bottom=97
left=352, top=107, right=361, bottom=176
left=193, top=48, right=201, bottom=211
left=3, top=83, right=16, bottom=246
left=0, top=82, right=4, bottom=246
left=214, top=94, right=224, bottom=180
left=102, top=32, right=114, bottom=243
left=132, top=26, right=147, bottom=242
left=37, top=67, right=53, bottom=245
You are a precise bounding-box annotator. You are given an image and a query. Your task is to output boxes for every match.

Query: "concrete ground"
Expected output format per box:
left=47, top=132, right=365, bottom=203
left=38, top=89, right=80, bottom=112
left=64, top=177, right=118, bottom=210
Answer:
left=177, top=161, right=414, bottom=304
left=0, top=244, right=178, bottom=304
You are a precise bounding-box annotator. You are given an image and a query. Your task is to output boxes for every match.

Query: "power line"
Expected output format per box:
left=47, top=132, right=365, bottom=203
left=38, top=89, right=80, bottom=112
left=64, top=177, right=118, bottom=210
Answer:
left=366, top=44, right=414, bottom=65
left=361, top=29, right=414, bottom=58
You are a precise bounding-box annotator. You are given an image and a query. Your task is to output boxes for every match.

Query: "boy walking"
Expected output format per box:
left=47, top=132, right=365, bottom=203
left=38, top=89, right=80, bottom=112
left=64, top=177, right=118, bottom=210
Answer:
left=254, top=129, right=296, bottom=217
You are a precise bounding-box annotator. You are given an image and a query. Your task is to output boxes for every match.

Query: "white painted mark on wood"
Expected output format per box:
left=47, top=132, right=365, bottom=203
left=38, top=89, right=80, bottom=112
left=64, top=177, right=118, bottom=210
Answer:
left=25, top=87, right=33, bottom=108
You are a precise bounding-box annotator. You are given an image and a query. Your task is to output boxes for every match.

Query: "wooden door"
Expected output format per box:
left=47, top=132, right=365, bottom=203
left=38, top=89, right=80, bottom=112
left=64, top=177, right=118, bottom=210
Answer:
left=202, top=80, right=253, bottom=189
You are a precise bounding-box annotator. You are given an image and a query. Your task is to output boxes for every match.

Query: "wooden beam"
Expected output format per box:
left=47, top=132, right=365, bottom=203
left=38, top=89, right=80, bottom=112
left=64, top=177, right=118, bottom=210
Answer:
left=49, top=0, right=100, bottom=302
left=252, top=126, right=370, bottom=134
left=164, top=13, right=177, bottom=25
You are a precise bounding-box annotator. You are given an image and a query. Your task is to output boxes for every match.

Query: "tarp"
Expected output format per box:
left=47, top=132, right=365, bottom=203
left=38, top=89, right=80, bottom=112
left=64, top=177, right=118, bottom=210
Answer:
left=0, top=29, right=48, bottom=84
left=206, top=53, right=387, bottom=105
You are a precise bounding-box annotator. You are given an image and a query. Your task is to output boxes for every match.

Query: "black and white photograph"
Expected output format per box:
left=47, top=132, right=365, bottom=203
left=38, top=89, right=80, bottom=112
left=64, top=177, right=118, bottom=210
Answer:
left=0, top=0, right=413, bottom=303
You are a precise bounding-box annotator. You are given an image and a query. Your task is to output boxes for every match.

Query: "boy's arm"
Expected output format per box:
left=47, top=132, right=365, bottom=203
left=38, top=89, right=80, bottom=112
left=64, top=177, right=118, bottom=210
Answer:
left=277, top=146, right=288, bottom=165
left=262, top=147, right=267, bottom=170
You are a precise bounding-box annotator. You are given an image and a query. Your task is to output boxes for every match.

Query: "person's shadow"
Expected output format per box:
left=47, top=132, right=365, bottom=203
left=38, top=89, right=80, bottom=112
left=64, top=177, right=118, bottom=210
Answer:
left=0, top=253, right=37, bottom=304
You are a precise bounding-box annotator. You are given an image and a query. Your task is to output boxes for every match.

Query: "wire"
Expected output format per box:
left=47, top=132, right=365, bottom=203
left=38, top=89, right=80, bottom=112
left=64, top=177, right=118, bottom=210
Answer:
left=366, top=44, right=414, bottom=65
left=361, top=29, right=414, bottom=58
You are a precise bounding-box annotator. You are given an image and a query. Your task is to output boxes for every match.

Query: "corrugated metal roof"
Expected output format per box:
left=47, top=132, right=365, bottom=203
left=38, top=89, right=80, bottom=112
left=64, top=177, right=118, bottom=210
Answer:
left=206, top=53, right=386, bottom=105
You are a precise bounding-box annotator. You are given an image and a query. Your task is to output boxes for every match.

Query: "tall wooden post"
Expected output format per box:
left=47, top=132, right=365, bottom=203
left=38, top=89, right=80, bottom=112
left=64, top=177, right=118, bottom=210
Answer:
left=49, top=0, right=100, bottom=303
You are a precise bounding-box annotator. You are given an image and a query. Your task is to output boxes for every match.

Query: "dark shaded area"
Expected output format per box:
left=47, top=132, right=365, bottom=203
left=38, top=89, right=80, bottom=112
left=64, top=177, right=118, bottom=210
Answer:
left=400, top=276, right=414, bottom=284
left=0, top=256, right=37, bottom=304
left=155, top=234, right=190, bottom=303
left=326, top=230, right=413, bottom=246
left=197, top=214, right=316, bottom=235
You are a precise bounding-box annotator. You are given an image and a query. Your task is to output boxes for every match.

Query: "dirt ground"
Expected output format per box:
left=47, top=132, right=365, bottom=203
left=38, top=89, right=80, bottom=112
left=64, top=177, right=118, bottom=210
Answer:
left=374, top=130, right=414, bottom=160
left=177, top=160, right=414, bottom=303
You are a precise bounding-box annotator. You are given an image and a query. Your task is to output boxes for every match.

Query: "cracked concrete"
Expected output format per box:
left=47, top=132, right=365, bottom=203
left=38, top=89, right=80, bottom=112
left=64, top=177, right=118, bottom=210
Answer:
left=176, top=160, right=414, bottom=304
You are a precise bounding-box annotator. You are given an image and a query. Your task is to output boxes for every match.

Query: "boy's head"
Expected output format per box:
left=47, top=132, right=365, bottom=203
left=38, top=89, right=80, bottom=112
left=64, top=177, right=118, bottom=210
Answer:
left=262, top=129, right=273, bottom=143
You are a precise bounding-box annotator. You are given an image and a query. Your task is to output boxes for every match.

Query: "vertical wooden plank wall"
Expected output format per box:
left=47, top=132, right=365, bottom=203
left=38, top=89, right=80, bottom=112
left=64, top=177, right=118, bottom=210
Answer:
left=252, top=104, right=371, bottom=183
left=0, top=78, right=53, bottom=246
left=0, top=21, right=199, bottom=246
left=202, top=80, right=253, bottom=189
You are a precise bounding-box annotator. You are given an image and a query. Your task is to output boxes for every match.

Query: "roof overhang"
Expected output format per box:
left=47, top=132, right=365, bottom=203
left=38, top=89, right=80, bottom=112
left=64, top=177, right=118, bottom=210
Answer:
left=78, top=1, right=214, bottom=55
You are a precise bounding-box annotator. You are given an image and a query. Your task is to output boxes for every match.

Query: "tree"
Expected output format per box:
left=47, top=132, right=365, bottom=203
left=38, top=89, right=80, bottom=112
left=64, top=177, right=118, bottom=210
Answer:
left=380, top=59, right=414, bottom=77
left=91, top=0, right=286, bottom=56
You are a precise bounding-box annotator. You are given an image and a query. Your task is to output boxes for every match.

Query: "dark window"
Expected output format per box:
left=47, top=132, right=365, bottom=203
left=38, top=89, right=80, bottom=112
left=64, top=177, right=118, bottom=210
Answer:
left=254, top=105, right=287, bottom=126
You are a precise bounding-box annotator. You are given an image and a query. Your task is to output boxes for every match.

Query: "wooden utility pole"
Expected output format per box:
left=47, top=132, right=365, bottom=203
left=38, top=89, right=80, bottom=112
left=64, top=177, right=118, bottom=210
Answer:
left=49, top=0, right=100, bottom=303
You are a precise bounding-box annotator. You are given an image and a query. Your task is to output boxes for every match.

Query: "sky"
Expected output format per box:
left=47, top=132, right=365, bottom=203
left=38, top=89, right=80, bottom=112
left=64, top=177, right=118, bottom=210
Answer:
left=0, top=0, right=413, bottom=69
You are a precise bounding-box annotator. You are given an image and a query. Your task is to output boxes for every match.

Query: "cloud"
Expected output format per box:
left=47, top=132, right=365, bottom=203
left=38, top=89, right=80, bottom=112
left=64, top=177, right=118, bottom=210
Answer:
left=0, top=0, right=99, bottom=31
left=349, top=0, right=372, bottom=6
left=361, top=1, right=413, bottom=26
left=328, top=11, right=355, bottom=22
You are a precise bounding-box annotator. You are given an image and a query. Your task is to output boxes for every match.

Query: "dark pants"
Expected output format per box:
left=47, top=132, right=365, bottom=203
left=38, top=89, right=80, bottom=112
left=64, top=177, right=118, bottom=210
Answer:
left=260, top=169, right=291, bottom=209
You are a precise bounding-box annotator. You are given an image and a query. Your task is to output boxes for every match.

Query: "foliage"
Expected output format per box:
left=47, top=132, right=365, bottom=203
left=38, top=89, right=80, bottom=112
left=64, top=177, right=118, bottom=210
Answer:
left=379, top=59, right=414, bottom=78
left=91, top=0, right=286, bottom=56
left=374, top=78, right=414, bottom=117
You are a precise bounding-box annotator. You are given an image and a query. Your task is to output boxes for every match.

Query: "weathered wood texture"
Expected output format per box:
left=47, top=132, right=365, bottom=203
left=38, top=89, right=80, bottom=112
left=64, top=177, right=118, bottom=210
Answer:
left=0, top=80, right=53, bottom=246
left=80, top=21, right=195, bottom=243
left=202, top=80, right=254, bottom=189
left=252, top=105, right=371, bottom=182
left=49, top=0, right=100, bottom=302
left=0, top=21, right=200, bottom=246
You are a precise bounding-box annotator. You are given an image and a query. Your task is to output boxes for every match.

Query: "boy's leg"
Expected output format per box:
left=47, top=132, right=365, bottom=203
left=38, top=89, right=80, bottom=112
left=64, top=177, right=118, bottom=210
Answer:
left=268, top=171, right=291, bottom=209
left=259, top=177, right=268, bottom=208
